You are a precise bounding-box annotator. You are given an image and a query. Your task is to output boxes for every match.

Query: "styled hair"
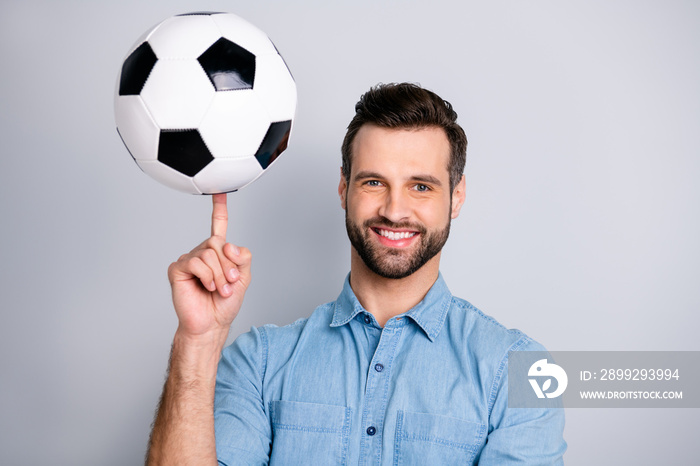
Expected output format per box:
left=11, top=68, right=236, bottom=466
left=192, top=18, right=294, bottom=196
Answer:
left=341, top=83, right=467, bottom=191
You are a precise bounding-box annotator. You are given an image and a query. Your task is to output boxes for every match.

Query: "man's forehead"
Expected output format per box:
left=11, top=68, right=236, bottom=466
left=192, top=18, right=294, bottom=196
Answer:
left=350, top=125, right=451, bottom=179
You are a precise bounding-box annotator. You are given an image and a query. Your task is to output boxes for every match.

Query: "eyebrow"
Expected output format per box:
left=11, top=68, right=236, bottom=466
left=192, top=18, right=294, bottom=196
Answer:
left=410, top=174, right=443, bottom=187
left=353, top=171, right=443, bottom=187
left=353, top=171, right=384, bottom=181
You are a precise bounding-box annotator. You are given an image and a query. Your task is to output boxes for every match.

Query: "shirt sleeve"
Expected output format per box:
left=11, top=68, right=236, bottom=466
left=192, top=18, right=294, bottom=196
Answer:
left=477, top=338, right=567, bottom=465
left=214, top=326, right=271, bottom=466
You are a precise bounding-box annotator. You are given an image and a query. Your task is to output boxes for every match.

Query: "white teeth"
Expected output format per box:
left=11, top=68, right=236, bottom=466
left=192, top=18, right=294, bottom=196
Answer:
left=377, top=229, right=416, bottom=240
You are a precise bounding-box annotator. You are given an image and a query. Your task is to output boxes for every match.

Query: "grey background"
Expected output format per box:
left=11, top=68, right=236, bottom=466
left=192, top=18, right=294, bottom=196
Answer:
left=1, top=0, right=698, bottom=464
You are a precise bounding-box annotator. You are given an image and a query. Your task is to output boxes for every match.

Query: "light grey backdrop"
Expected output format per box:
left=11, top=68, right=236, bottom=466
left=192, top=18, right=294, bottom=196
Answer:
left=1, top=0, right=698, bottom=464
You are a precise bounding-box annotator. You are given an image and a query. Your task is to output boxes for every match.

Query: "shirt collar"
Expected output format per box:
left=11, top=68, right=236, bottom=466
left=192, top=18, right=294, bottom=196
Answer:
left=330, top=273, right=453, bottom=342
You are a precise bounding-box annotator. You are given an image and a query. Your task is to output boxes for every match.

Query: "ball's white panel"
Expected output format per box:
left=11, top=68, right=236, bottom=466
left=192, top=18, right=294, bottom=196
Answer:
left=114, top=95, right=159, bottom=161
left=210, top=13, right=277, bottom=57
left=141, top=60, right=215, bottom=129
left=138, top=160, right=201, bottom=194
left=193, top=156, right=263, bottom=194
left=199, top=90, right=271, bottom=159
left=148, top=15, right=221, bottom=59
left=253, top=54, right=297, bottom=122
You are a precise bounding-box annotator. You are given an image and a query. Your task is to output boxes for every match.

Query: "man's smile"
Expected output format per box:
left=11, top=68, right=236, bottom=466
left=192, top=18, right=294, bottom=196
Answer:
left=371, top=226, right=420, bottom=248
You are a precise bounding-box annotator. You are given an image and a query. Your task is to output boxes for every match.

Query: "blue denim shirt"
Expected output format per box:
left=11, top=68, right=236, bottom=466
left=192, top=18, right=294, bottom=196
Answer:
left=215, top=274, right=566, bottom=465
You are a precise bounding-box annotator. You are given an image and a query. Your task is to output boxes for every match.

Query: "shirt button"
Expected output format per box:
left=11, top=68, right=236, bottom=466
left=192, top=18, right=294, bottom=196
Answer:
left=366, top=426, right=377, bottom=436
left=374, top=363, right=384, bottom=372
left=363, top=315, right=372, bottom=324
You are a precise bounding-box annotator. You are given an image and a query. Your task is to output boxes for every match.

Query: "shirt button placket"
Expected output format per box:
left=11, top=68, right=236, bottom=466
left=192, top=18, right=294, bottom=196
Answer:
left=358, top=320, right=403, bottom=465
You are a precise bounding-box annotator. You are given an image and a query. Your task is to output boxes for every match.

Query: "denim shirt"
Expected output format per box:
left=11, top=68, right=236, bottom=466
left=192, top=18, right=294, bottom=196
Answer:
left=215, top=274, right=566, bottom=465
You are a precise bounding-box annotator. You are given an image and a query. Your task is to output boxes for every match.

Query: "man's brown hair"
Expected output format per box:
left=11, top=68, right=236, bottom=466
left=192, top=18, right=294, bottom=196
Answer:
left=341, top=83, right=467, bottom=191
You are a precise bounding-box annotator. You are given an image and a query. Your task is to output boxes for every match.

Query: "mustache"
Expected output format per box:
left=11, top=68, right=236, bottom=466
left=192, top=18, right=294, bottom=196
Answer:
left=362, top=217, right=427, bottom=234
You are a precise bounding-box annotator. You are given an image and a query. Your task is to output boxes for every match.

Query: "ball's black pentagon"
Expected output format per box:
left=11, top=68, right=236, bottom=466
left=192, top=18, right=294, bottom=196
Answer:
left=158, top=130, right=213, bottom=177
left=201, top=188, right=238, bottom=196
left=198, top=38, right=256, bottom=91
left=255, top=120, right=292, bottom=169
left=177, top=11, right=224, bottom=16
left=119, top=42, right=157, bottom=96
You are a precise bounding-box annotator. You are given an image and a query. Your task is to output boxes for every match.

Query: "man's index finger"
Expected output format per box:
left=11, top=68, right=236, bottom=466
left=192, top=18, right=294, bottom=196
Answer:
left=211, top=193, right=228, bottom=238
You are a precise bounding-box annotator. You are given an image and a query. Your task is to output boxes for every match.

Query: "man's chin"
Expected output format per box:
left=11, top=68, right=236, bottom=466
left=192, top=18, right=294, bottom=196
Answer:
left=365, top=255, right=421, bottom=280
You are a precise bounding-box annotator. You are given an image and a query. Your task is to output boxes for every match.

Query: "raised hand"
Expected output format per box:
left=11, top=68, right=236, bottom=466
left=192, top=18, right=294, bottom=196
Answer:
left=148, top=193, right=251, bottom=465
left=167, top=193, right=252, bottom=338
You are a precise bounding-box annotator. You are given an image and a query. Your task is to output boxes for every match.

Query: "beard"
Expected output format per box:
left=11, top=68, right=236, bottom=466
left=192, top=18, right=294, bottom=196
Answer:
left=345, top=212, right=451, bottom=279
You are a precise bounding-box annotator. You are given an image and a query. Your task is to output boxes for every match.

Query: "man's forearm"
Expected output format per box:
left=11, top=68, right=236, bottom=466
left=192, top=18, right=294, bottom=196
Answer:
left=146, top=329, right=228, bottom=465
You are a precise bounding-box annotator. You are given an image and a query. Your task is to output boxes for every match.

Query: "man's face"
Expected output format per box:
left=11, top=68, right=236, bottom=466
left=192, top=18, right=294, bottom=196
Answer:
left=339, top=125, right=465, bottom=279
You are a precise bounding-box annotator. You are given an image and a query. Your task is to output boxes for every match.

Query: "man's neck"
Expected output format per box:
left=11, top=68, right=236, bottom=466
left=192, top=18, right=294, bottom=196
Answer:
left=349, top=250, right=441, bottom=327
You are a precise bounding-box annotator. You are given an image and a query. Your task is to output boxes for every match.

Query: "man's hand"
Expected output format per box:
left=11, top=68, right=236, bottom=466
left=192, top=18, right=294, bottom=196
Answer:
left=167, top=193, right=252, bottom=338
left=147, top=193, right=252, bottom=465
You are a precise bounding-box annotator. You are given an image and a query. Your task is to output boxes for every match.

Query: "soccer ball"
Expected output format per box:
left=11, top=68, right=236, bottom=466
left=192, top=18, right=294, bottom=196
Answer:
left=114, top=12, right=296, bottom=194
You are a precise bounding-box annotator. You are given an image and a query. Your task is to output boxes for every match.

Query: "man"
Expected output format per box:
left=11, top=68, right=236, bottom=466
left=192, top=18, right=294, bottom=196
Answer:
left=147, top=83, right=566, bottom=464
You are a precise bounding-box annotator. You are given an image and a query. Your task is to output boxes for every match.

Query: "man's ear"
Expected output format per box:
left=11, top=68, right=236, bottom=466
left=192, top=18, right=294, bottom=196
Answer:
left=338, top=168, right=348, bottom=210
left=450, top=175, right=466, bottom=219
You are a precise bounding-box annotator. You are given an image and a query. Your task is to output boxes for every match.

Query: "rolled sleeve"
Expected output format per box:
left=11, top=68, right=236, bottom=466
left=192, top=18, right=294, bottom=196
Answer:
left=477, top=339, right=567, bottom=465
left=214, top=327, right=271, bottom=465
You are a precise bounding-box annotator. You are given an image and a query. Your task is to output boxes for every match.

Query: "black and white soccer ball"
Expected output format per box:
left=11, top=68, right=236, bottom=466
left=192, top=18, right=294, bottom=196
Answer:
left=114, top=12, right=296, bottom=194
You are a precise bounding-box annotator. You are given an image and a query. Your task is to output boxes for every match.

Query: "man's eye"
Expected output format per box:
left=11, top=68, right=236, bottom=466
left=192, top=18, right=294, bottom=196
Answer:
left=366, top=180, right=381, bottom=187
left=414, top=184, right=430, bottom=192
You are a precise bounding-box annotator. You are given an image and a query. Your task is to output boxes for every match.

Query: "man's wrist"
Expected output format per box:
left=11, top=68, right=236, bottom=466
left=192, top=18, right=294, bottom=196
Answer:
left=170, top=327, right=229, bottom=383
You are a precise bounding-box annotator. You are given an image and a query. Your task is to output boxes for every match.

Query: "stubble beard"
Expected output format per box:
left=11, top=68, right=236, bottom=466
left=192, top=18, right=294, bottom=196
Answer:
left=345, top=211, right=451, bottom=280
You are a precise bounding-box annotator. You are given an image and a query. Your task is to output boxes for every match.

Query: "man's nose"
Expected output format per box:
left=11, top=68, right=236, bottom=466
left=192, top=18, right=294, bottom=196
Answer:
left=378, top=189, right=411, bottom=223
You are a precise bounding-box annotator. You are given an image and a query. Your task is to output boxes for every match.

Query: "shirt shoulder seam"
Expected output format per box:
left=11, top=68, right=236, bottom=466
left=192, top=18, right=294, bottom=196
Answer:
left=258, top=326, right=269, bottom=383
left=452, top=297, right=524, bottom=335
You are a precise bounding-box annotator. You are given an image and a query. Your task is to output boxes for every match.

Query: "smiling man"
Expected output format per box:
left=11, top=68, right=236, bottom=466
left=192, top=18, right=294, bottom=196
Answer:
left=146, top=83, right=566, bottom=465
left=340, top=122, right=462, bottom=327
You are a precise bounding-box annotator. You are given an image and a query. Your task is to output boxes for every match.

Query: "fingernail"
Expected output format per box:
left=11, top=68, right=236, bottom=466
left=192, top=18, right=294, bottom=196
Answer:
left=229, top=268, right=240, bottom=281
left=222, top=284, right=231, bottom=295
left=231, top=244, right=240, bottom=255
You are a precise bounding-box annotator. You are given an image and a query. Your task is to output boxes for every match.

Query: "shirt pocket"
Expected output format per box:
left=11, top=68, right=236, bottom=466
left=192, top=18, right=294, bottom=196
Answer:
left=269, top=400, right=351, bottom=466
left=394, top=410, right=486, bottom=465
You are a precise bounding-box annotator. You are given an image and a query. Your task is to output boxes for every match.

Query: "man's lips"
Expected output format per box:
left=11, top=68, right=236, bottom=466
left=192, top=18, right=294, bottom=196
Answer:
left=371, top=227, right=419, bottom=247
